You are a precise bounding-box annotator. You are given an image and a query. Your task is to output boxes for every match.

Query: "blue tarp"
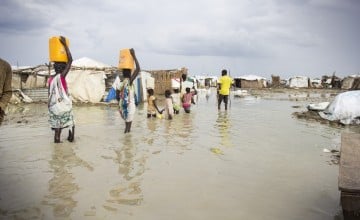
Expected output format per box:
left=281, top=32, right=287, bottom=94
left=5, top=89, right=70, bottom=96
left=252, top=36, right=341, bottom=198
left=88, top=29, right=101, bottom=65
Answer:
left=105, top=87, right=117, bottom=102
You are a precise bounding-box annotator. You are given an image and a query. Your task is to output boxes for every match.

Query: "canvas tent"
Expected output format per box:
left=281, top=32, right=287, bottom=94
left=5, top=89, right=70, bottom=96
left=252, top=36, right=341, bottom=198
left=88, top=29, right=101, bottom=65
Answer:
left=319, top=91, right=360, bottom=125
left=310, top=78, right=322, bottom=88
left=72, top=57, right=111, bottom=69
left=288, top=76, right=309, bottom=88
left=139, top=71, right=154, bottom=102
left=67, top=57, right=111, bottom=103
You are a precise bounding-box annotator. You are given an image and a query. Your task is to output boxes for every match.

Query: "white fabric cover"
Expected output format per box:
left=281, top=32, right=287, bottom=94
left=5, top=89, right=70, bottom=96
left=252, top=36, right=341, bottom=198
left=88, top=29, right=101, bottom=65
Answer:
left=72, top=57, right=111, bottom=68
left=319, top=91, right=360, bottom=125
left=289, top=76, right=309, bottom=88
left=238, top=75, right=266, bottom=81
left=307, top=102, right=330, bottom=111
left=66, top=70, right=106, bottom=103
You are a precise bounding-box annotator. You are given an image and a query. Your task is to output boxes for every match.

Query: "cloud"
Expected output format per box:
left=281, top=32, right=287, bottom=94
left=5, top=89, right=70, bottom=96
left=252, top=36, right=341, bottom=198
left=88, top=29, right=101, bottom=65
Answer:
left=0, top=0, right=359, bottom=77
left=139, top=0, right=326, bottom=59
left=0, top=0, right=52, bottom=34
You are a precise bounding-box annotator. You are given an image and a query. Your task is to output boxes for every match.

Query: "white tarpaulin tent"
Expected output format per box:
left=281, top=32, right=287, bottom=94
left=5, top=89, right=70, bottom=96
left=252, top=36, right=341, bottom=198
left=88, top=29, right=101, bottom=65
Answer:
left=139, top=71, right=154, bottom=102
left=66, top=57, right=110, bottom=103
left=67, top=70, right=106, bottom=103
left=72, top=57, right=111, bottom=68
left=288, top=76, right=309, bottom=88
left=318, top=91, right=360, bottom=125
left=239, top=75, right=266, bottom=81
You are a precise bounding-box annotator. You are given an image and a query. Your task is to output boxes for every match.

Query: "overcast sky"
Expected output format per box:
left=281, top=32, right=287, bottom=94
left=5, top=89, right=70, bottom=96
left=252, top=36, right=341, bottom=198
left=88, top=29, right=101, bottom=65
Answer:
left=0, top=0, right=359, bottom=78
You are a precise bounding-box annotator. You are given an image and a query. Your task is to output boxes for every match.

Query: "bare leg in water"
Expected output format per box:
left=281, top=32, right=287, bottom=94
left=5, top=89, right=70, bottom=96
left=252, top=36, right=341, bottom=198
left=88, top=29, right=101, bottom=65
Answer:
left=124, top=122, right=132, bottom=133
left=54, top=128, right=61, bottom=143
left=67, top=126, right=75, bottom=142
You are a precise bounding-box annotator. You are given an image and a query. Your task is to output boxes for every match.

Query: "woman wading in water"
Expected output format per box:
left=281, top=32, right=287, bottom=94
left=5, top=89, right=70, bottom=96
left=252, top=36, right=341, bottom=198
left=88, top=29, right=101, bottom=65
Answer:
left=117, top=48, right=140, bottom=133
left=48, top=36, right=75, bottom=143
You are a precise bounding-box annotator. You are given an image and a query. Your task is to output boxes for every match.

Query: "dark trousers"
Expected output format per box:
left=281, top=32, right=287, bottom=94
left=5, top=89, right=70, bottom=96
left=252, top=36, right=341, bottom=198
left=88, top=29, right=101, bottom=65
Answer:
left=218, top=94, right=229, bottom=110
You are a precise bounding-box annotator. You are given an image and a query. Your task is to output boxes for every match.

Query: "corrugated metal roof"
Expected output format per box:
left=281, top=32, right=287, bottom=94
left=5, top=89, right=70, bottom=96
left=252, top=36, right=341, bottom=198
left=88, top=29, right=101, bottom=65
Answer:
left=23, top=88, right=48, bottom=102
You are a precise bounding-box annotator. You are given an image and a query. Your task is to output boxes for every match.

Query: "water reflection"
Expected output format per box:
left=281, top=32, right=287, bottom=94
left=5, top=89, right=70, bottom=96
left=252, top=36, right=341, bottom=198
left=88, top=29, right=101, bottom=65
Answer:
left=215, top=112, right=232, bottom=148
left=104, top=106, right=117, bottom=126
left=177, top=114, right=194, bottom=150
left=145, top=118, right=159, bottom=146
left=106, top=135, right=145, bottom=207
left=163, top=120, right=173, bottom=146
left=162, top=117, right=190, bottom=150
left=42, top=144, right=93, bottom=218
left=146, top=118, right=158, bottom=133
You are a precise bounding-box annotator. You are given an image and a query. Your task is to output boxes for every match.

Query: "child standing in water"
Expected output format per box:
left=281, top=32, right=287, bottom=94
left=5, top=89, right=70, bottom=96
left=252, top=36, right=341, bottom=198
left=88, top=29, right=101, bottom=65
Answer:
left=147, top=88, right=163, bottom=118
left=164, top=89, right=174, bottom=120
left=172, top=88, right=181, bottom=114
left=182, top=87, right=197, bottom=113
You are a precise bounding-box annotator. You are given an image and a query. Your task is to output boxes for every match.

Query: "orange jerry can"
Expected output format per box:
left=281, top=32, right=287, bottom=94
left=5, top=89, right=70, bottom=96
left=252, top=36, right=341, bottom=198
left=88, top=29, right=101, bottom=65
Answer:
left=49, top=36, right=70, bottom=62
left=118, top=48, right=134, bottom=70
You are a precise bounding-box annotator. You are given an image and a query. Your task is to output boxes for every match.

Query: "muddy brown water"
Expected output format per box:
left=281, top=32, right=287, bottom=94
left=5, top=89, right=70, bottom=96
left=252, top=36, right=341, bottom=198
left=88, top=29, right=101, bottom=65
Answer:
left=1, top=88, right=359, bottom=219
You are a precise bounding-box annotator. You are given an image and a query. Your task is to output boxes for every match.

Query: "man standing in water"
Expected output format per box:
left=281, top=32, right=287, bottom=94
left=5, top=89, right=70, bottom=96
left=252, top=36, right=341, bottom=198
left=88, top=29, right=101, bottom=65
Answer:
left=0, top=58, right=12, bottom=125
left=217, top=69, right=233, bottom=110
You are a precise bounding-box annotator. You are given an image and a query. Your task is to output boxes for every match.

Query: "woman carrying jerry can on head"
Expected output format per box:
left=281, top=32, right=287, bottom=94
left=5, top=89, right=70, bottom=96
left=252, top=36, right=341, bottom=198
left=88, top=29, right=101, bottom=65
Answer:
left=48, top=36, right=75, bottom=143
left=116, top=48, right=140, bottom=133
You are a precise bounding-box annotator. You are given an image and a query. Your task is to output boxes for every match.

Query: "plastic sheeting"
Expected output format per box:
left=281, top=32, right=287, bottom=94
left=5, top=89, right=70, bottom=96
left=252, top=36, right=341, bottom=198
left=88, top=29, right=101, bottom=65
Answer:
left=72, top=57, right=111, bottom=68
left=319, top=91, right=360, bottom=125
left=288, top=76, right=309, bottom=88
left=307, top=102, right=329, bottom=111
left=66, top=70, right=106, bottom=103
left=171, top=78, right=197, bottom=91
left=105, top=88, right=117, bottom=102
left=233, top=89, right=249, bottom=97
left=139, top=71, right=154, bottom=102
left=238, top=75, right=266, bottom=81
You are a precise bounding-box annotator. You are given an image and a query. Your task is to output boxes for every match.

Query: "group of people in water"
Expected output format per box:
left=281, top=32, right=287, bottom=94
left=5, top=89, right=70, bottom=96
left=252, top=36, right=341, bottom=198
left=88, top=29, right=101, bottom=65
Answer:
left=1, top=37, right=233, bottom=142
left=49, top=38, right=233, bottom=143
left=145, top=68, right=233, bottom=121
left=146, top=76, right=198, bottom=121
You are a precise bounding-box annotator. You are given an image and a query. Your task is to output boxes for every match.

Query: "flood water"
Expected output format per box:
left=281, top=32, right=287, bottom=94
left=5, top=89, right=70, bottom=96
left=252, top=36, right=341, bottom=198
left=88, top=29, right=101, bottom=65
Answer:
left=0, top=89, right=359, bottom=219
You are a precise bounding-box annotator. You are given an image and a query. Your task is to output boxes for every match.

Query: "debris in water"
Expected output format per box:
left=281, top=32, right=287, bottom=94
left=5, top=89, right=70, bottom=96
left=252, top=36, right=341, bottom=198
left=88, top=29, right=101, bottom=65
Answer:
left=323, top=148, right=331, bottom=153
left=210, top=148, right=223, bottom=155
